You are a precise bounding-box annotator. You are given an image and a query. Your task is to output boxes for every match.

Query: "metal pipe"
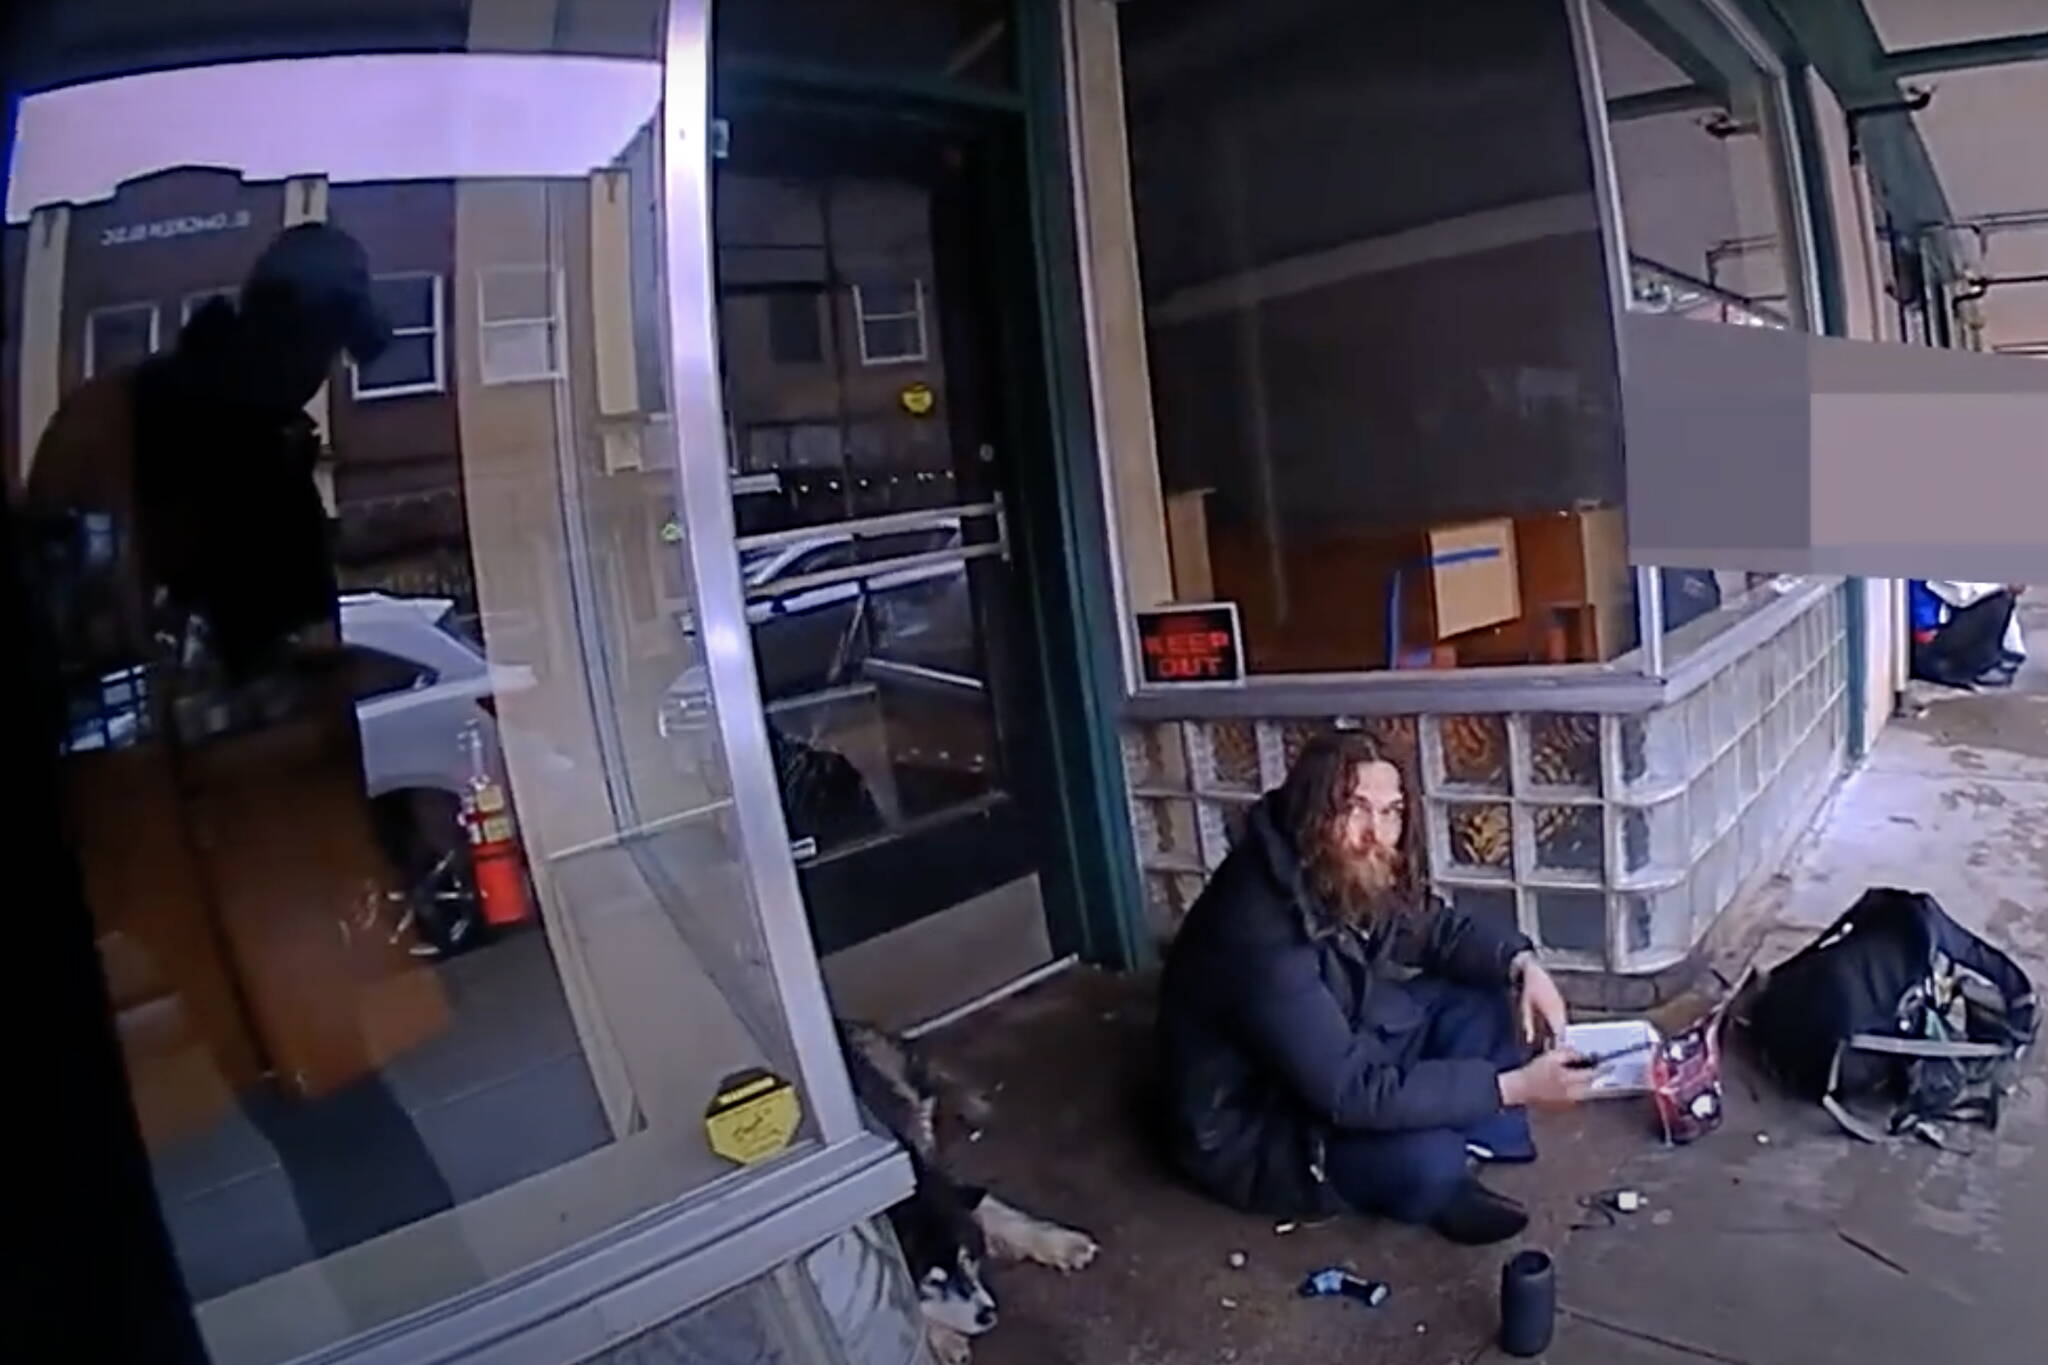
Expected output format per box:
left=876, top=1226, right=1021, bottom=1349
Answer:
left=746, top=542, right=1002, bottom=600
left=734, top=499, right=1001, bottom=552
left=1705, top=235, right=1782, bottom=325
left=901, top=955, right=1079, bottom=1039
left=1881, top=32, right=2048, bottom=79
left=1927, top=209, right=2048, bottom=234
left=1844, top=87, right=1933, bottom=122
left=1632, top=253, right=1791, bottom=327
left=1606, top=84, right=1719, bottom=122
left=1707, top=235, right=1780, bottom=258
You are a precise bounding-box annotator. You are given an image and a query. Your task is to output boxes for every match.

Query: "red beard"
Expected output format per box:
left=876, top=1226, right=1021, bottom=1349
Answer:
left=1312, top=843, right=1404, bottom=926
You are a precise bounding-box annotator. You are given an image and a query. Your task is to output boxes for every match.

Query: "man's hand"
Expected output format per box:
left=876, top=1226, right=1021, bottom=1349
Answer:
left=1510, top=951, right=1569, bottom=1049
left=1500, top=1049, right=1596, bottom=1109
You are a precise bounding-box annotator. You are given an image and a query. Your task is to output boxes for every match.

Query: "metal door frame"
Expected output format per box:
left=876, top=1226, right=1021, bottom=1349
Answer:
left=710, top=84, right=1071, bottom=956
left=700, top=3, right=1151, bottom=973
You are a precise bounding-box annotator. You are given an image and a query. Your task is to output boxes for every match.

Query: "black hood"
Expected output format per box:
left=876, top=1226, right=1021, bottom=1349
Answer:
left=1246, top=789, right=1341, bottom=942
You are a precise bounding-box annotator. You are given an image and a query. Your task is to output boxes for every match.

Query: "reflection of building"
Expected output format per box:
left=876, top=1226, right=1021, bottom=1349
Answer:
left=717, top=172, right=964, bottom=533
left=5, top=156, right=693, bottom=645
left=6, top=168, right=473, bottom=606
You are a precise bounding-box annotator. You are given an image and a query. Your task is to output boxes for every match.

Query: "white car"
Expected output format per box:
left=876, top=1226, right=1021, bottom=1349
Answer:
left=340, top=593, right=538, bottom=956
left=338, top=592, right=533, bottom=801
left=63, top=593, right=531, bottom=956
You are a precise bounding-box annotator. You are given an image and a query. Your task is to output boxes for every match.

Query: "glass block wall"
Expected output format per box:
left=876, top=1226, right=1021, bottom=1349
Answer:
left=1122, top=586, right=1850, bottom=977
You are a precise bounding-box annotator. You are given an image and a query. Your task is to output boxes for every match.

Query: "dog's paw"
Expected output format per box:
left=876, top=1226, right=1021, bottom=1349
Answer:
left=1036, top=1226, right=1100, bottom=1272
left=927, top=1325, right=973, bottom=1365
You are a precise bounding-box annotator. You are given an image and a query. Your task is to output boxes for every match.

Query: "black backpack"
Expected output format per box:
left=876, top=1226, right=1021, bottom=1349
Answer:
left=1748, top=889, right=2038, bottom=1145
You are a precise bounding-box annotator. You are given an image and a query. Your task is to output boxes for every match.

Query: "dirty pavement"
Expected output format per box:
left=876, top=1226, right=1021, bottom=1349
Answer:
left=921, top=599, right=2048, bottom=1365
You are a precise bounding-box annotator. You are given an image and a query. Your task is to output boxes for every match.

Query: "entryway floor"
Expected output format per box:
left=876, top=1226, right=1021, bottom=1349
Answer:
left=919, top=599, right=2048, bottom=1364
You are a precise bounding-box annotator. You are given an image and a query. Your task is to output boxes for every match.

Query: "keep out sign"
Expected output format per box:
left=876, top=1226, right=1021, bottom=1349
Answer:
left=1136, top=603, right=1244, bottom=685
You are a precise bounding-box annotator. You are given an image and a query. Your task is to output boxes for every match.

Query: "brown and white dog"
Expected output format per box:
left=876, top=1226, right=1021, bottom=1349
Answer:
left=838, top=1019, right=1098, bottom=1364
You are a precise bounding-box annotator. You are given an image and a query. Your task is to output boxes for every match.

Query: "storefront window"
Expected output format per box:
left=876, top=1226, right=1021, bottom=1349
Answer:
left=1110, top=0, right=1634, bottom=677
left=6, top=6, right=838, bottom=1361
left=84, top=299, right=160, bottom=375
left=1583, top=2, right=1814, bottom=661
left=1586, top=0, right=1808, bottom=330
left=352, top=273, right=444, bottom=397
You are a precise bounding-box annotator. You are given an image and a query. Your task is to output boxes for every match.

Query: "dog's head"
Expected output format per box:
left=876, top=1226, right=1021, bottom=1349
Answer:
left=891, top=1162, right=997, bottom=1337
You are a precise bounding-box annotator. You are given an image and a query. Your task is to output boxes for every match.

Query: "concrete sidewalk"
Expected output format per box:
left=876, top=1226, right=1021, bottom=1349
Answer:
left=928, top=599, right=2047, bottom=1365
left=1535, top=597, right=2048, bottom=1364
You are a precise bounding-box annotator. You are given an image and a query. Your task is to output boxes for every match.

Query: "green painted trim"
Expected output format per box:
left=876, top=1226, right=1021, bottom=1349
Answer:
left=1882, top=32, right=2048, bottom=78
left=1606, top=83, right=1719, bottom=122
left=1784, top=61, right=1846, bottom=337
left=1754, top=0, right=1954, bottom=241
left=1724, top=0, right=1801, bottom=59
left=1012, top=0, right=1152, bottom=970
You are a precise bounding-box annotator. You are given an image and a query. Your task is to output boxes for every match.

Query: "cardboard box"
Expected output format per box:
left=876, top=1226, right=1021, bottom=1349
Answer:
left=1426, top=518, right=1520, bottom=639
left=1516, top=504, right=1632, bottom=660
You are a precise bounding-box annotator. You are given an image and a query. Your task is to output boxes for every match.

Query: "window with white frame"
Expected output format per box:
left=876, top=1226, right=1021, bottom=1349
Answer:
left=353, top=273, right=445, bottom=398
left=83, top=302, right=159, bottom=379
left=181, top=287, right=239, bottom=325
left=852, top=280, right=928, bottom=366
left=1585, top=0, right=1809, bottom=331
left=478, top=265, right=565, bottom=385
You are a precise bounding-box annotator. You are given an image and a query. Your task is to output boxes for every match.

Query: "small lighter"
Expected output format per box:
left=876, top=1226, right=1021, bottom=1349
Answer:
left=1298, top=1267, right=1391, bottom=1307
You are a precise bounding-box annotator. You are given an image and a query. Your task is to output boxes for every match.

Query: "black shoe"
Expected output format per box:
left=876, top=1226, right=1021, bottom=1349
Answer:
left=1431, top=1180, right=1529, bottom=1246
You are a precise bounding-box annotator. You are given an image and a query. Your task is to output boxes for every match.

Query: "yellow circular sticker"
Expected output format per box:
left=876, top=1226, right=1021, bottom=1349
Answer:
left=705, top=1068, right=802, bottom=1166
left=899, top=382, right=936, bottom=417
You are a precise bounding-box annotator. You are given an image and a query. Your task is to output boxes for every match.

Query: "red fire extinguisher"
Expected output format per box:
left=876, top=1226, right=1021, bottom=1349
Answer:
left=462, top=721, right=533, bottom=928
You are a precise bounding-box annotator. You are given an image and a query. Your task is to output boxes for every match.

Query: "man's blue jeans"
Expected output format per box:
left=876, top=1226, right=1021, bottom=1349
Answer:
left=1324, top=977, right=1535, bottom=1223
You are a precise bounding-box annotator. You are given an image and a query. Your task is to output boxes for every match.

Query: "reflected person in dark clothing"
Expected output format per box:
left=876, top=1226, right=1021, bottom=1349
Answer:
left=28, top=224, right=458, bottom=1271
left=131, top=226, right=385, bottom=676
left=1157, top=733, right=1592, bottom=1247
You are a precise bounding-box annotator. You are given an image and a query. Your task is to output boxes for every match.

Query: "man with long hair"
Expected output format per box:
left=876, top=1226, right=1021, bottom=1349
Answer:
left=1158, top=732, right=1591, bottom=1245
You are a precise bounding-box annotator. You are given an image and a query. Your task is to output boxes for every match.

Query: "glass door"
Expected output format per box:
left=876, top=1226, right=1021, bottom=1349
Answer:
left=701, top=98, right=1051, bottom=959
left=4, top=4, right=879, bottom=1358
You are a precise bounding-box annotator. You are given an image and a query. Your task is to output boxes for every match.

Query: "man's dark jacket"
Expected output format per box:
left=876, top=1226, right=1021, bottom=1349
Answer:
left=1157, top=790, right=1533, bottom=1217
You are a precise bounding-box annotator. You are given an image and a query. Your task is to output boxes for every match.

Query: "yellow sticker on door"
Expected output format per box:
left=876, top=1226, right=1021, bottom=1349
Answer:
left=705, top=1068, right=803, bottom=1165
left=899, top=381, right=936, bottom=416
